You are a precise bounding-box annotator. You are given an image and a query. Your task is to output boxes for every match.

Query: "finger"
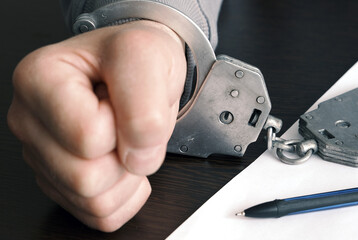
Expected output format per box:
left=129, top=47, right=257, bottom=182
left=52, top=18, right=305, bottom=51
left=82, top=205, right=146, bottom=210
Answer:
left=115, top=99, right=182, bottom=174
left=12, top=44, right=116, bottom=159
left=33, top=165, right=143, bottom=218
left=102, top=21, right=187, bottom=175
left=11, top=98, right=124, bottom=197
left=36, top=175, right=151, bottom=232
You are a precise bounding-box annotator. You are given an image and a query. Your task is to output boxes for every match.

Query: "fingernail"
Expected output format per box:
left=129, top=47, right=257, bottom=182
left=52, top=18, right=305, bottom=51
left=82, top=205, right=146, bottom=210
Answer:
left=124, top=145, right=166, bottom=175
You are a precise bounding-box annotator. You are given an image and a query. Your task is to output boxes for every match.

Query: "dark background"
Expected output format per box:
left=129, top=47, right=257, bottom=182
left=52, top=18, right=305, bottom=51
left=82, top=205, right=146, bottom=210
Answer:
left=1, top=0, right=357, bottom=239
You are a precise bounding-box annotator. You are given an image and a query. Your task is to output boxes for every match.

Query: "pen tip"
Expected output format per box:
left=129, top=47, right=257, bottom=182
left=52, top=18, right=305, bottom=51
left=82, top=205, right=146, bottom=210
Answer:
left=235, top=211, right=245, bottom=216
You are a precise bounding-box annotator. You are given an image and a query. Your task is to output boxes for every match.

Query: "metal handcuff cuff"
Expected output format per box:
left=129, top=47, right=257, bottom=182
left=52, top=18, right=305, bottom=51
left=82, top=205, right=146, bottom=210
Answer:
left=73, top=0, right=317, bottom=164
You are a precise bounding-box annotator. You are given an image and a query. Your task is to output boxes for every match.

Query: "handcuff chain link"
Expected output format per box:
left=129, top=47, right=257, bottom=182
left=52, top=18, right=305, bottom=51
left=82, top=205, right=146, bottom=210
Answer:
left=264, top=115, right=318, bottom=165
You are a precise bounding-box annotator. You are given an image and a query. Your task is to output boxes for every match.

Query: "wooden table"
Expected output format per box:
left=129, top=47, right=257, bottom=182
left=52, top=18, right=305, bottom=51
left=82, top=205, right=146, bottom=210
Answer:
left=1, top=0, right=357, bottom=239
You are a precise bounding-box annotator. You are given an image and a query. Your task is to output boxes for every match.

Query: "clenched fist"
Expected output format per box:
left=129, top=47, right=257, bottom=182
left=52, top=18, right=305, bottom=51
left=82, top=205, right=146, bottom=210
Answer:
left=7, top=20, right=187, bottom=232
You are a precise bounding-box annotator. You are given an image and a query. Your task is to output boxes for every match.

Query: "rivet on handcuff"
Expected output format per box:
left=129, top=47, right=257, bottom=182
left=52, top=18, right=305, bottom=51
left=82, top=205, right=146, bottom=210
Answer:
left=73, top=0, right=358, bottom=167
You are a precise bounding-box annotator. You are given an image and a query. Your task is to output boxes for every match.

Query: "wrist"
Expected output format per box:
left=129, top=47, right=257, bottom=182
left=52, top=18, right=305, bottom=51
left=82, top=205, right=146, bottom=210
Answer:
left=123, top=20, right=185, bottom=52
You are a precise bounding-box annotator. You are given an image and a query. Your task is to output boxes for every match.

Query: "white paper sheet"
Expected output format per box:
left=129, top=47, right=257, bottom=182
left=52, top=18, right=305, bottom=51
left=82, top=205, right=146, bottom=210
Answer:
left=168, top=62, right=358, bottom=240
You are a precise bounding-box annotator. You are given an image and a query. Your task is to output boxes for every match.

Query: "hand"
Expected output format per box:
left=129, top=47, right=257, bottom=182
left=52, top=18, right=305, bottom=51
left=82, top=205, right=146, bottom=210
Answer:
left=7, top=20, right=187, bottom=232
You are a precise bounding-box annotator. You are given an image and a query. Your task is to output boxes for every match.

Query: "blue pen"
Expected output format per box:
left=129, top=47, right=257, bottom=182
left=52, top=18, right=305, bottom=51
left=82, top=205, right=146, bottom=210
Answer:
left=236, top=187, right=358, bottom=218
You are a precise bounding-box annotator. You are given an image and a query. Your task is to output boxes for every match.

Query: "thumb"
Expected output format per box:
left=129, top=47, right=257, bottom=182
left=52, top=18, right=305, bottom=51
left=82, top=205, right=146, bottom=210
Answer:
left=102, top=21, right=186, bottom=175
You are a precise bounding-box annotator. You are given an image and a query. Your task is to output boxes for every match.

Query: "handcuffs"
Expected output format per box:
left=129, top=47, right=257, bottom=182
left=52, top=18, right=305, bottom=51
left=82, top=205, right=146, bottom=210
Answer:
left=73, top=0, right=280, bottom=158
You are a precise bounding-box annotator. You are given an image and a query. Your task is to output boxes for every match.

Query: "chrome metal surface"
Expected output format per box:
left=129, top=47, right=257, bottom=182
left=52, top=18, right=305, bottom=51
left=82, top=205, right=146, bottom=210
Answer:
left=276, top=139, right=313, bottom=165
left=296, top=139, right=318, bottom=156
left=267, top=127, right=274, bottom=150
left=264, top=115, right=283, bottom=150
left=235, top=211, right=245, bottom=216
left=73, top=1, right=272, bottom=158
left=299, top=88, right=358, bottom=167
left=265, top=120, right=316, bottom=164
left=273, top=138, right=295, bottom=152
left=264, top=115, right=283, bottom=133
left=167, top=55, right=271, bottom=157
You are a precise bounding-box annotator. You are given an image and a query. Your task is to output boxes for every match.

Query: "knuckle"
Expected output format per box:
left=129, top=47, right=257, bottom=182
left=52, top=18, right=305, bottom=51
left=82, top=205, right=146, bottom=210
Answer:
left=71, top=121, right=111, bottom=159
left=7, top=104, right=26, bottom=142
left=22, top=148, right=36, bottom=169
left=107, top=25, right=163, bottom=59
left=85, top=196, right=116, bottom=219
left=12, top=60, right=30, bottom=92
left=130, top=114, right=160, bottom=134
left=13, top=46, right=57, bottom=91
left=126, top=112, right=168, bottom=144
left=69, top=163, right=102, bottom=198
left=89, top=179, right=151, bottom=232
left=93, top=218, right=124, bottom=233
left=72, top=125, right=96, bottom=158
left=114, top=27, right=152, bottom=46
left=7, top=104, right=18, bottom=134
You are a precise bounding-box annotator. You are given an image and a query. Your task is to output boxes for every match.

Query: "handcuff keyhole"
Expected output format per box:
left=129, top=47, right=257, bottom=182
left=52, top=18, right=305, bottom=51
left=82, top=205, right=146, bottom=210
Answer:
left=220, top=111, right=234, bottom=124
left=248, top=109, right=262, bottom=127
